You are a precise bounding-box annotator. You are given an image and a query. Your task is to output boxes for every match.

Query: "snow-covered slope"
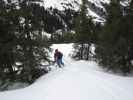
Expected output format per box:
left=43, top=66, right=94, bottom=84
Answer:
left=43, top=0, right=81, bottom=10
left=43, top=0, right=110, bottom=22
left=0, top=43, right=133, bottom=100
left=43, top=0, right=109, bottom=10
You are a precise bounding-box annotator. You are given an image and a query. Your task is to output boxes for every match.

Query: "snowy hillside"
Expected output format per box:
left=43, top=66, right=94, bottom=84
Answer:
left=43, top=0, right=110, bottom=22
left=0, top=43, right=133, bottom=100
left=43, top=0, right=81, bottom=10
left=43, top=0, right=109, bottom=10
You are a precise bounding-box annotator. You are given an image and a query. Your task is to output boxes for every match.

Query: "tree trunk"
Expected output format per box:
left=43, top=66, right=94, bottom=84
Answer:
left=86, top=43, right=90, bottom=60
left=80, top=43, right=84, bottom=60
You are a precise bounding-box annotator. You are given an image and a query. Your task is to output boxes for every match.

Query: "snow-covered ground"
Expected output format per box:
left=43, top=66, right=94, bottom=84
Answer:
left=0, top=43, right=133, bottom=100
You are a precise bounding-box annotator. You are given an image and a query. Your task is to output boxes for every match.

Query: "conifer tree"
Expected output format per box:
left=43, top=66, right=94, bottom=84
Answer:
left=0, top=0, right=18, bottom=81
left=95, top=0, right=133, bottom=75
left=74, top=0, right=95, bottom=60
left=0, top=0, right=51, bottom=85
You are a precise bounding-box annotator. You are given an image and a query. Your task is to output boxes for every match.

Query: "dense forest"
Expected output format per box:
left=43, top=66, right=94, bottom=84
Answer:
left=73, top=0, right=133, bottom=75
left=0, top=0, right=133, bottom=90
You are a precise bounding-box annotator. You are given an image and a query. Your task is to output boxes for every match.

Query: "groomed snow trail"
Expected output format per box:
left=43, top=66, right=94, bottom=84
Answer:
left=0, top=44, right=133, bottom=100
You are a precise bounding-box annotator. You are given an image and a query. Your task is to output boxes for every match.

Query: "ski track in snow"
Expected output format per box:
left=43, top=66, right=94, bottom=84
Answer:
left=0, top=43, right=133, bottom=100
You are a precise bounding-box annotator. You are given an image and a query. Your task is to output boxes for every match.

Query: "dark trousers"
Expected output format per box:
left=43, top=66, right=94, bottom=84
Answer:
left=57, top=57, right=64, bottom=67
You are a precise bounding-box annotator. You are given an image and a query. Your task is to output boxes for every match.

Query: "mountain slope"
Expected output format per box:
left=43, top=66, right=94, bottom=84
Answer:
left=43, top=0, right=110, bottom=22
left=43, top=0, right=110, bottom=10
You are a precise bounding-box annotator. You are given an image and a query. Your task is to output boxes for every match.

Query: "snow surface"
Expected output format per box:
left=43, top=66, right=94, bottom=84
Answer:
left=0, top=43, right=133, bottom=100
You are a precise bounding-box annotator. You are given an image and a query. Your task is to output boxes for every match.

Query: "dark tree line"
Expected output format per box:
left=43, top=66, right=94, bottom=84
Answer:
left=73, top=0, right=133, bottom=75
left=0, top=0, right=52, bottom=86
left=95, top=0, right=133, bottom=75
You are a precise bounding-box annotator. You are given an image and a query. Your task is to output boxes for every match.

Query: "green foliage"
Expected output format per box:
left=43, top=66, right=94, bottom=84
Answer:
left=0, top=0, right=51, bottom=87
left=75, top=0, right=92, bottom=43
left=73, top=0, right=96, bottom=60
left=63, top=32, right=75, bottom=43
left=51, top=31, right=75, bottom=43
left=95, top=0, right=133, bottom=75
left=0, top=0, right=17, bottom=81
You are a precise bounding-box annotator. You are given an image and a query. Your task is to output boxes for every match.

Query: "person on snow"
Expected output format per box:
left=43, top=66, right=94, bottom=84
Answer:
left=54, top=49, right=64, bottom=67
